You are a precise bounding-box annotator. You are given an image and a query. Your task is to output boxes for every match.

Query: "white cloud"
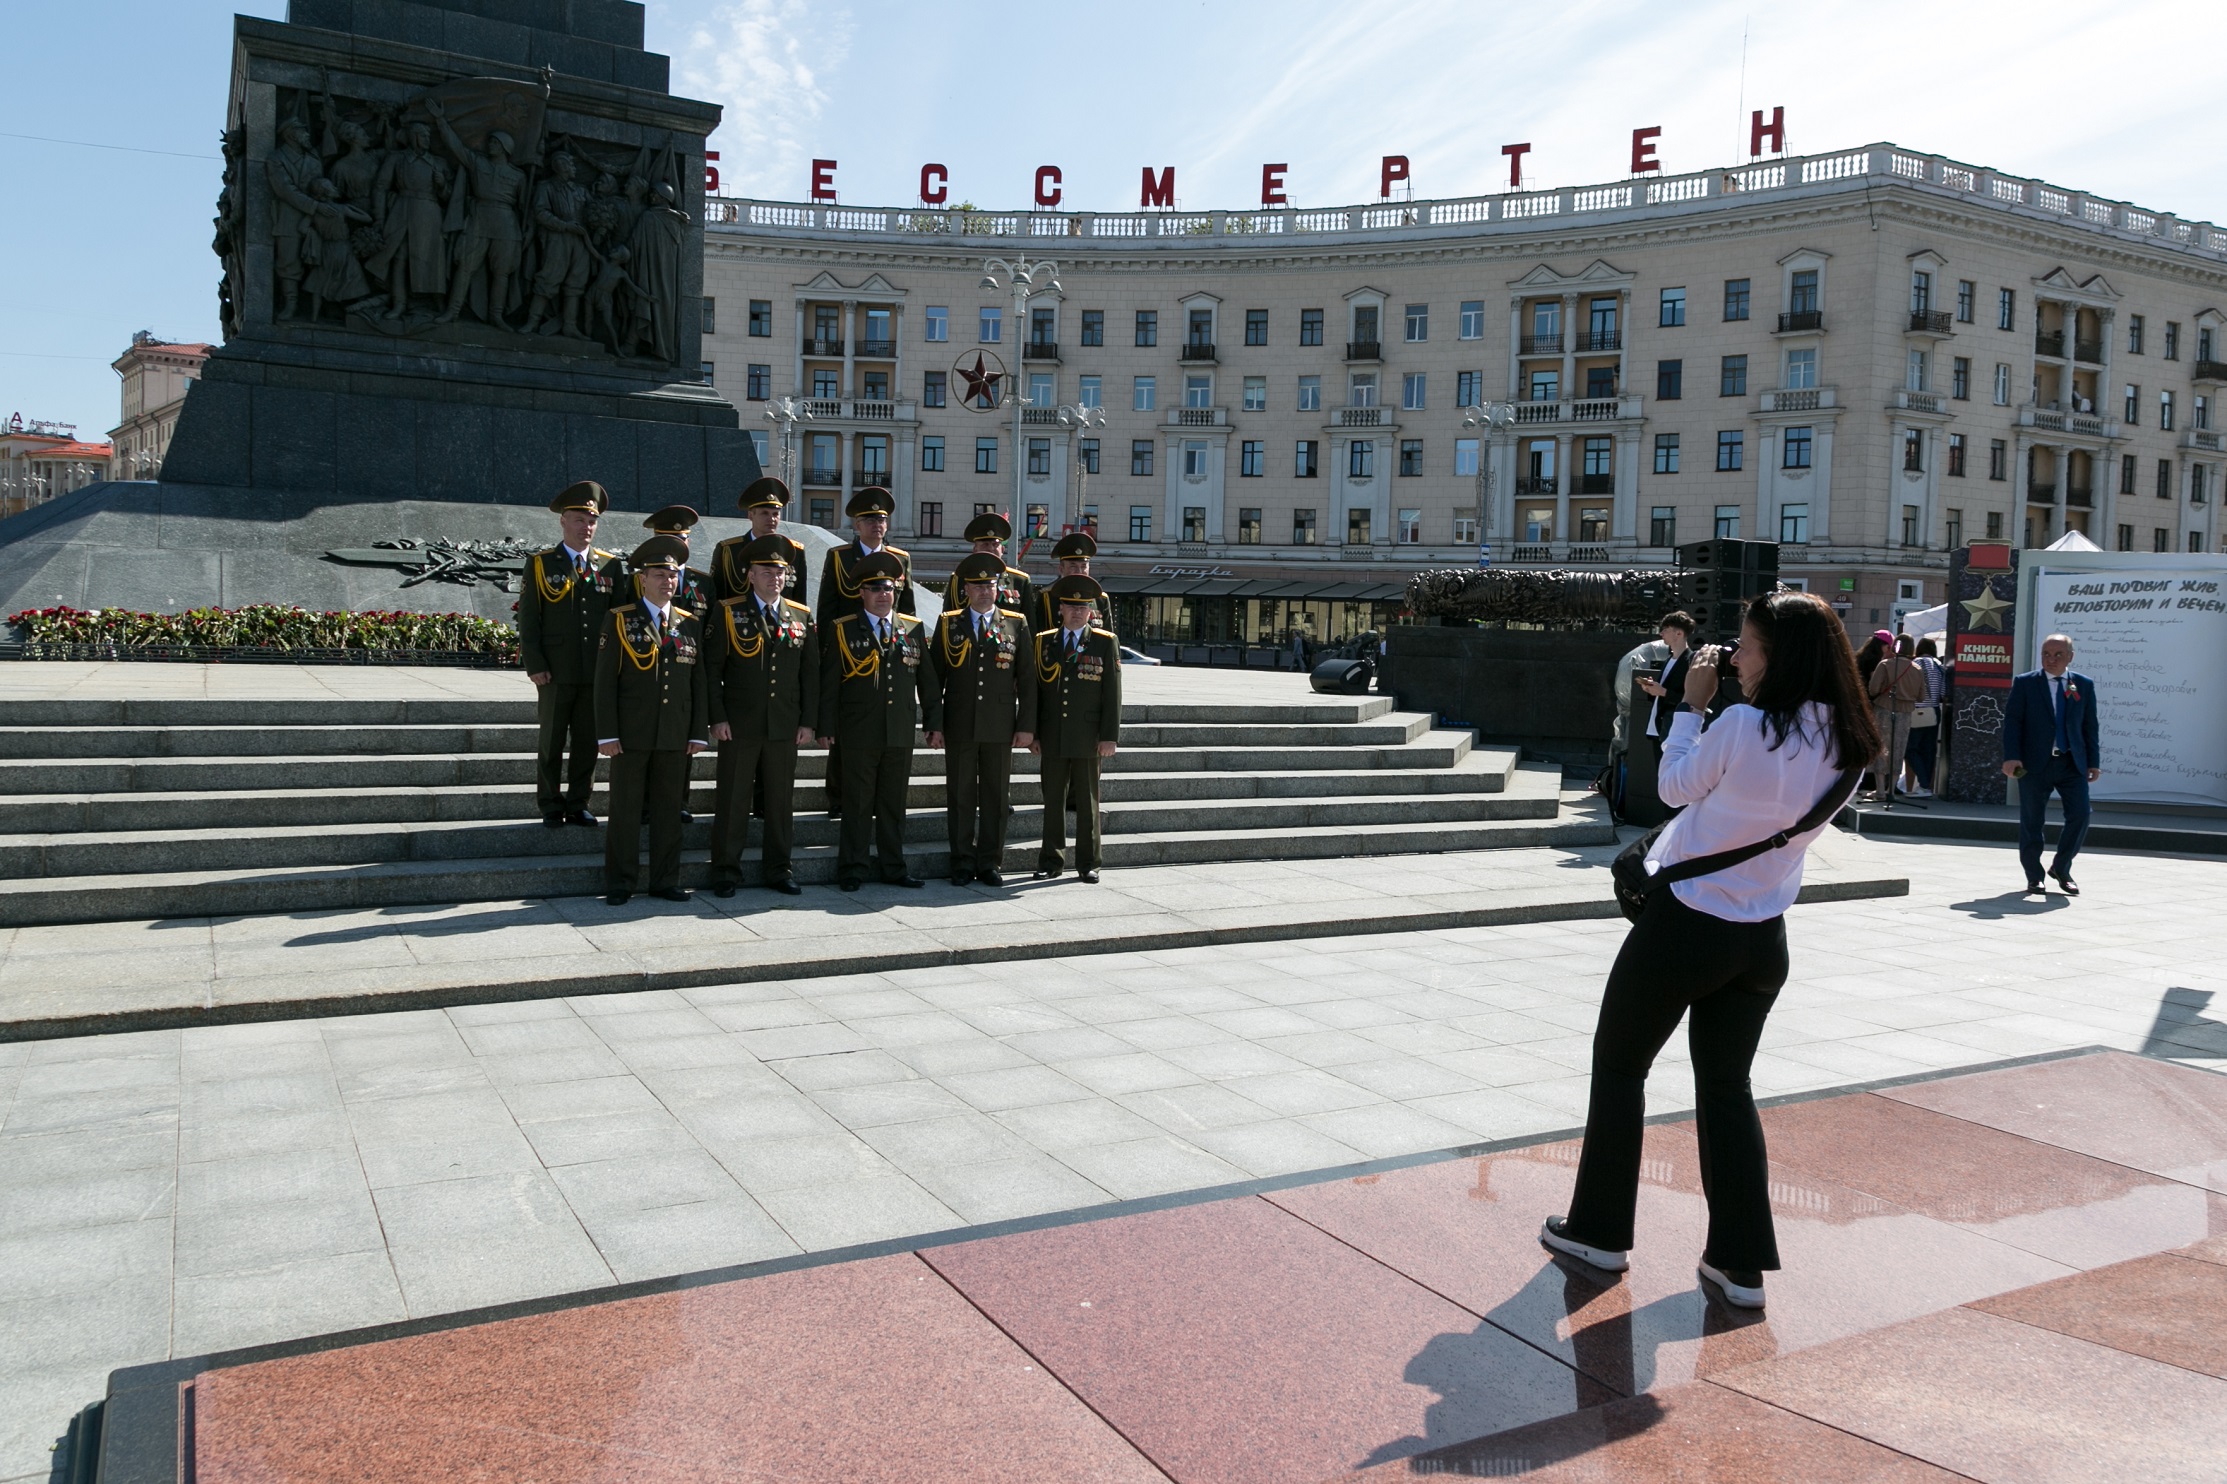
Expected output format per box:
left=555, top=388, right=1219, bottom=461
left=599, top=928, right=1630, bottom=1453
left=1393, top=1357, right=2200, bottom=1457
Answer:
left=674, top=0, right=854, bottom=197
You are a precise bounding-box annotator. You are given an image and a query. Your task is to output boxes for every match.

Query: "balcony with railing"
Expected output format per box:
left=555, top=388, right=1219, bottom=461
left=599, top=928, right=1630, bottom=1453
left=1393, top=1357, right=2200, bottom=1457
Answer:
left=1512, top=394, right=1645, bottom=424
left=2182, top=429, right=2225, bottom=453
left=1022, top=341, right=1060, bottom=361
left=1022, top=406, right=1061, bottom=425
left=1567, top=544, right=1612, bottom=563
left=1891, top=389, right=1945, bottom=414
left=1169, top=407, right=1231, bottom=427
left=2195, top=360, right=2227, bottom=385
left=1179, top=342, right=1218, bottom=362
left=2065, top=483, right=2094, bottom=507
left=2027, top=482, right=2058, bottom=504
left=855, top=339, right=896, bottom=357
left=801, top=468, right=842, bottom=487
left=1510, top=543, right=1553, bottom=562
left=1907, top=309, right=1955, bottom=336
left=1518, top=334, right=1563, bottom=356
left=1577, top=473, right=1615, bottom=495
left=1331, top=406, right=1382, bottom=427
left=1776, top=310, right=1825, bottom=333
left=1760, top=386, right=1838, bottom=413
left=805, top=336, right=843, bottom=357
left=1345, top=340, right=1381, bottom=361
left=2017, top=404, right=2115, bottom=438
left=1513, top=476, right=1557, bottom=496
left=2035, top=329, right=2066, bottom=357
left=1576, top=331, right=1622, bottom=353
left=2073, top=338, right=2104, bottom=363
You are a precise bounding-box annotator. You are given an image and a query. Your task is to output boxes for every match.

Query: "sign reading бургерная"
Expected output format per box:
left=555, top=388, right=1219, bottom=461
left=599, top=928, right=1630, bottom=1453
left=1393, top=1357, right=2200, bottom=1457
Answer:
left=2033, top=571, right=2227, bottom=807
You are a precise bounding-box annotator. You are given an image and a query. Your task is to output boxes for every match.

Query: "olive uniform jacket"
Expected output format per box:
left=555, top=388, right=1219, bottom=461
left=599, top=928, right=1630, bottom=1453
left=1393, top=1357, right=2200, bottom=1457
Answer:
left=710, top=533, right=809, bottom=607
left=940, top=566, right=1035, bottom=626
left=594, top=603, right=709, bottom=751
left=1032, top=626, right=1123, bottom=757
left=929, top=608, right=1037, bottom=747
left=818, top=612, right=941, bottom=748
left=815, top=544, right=917, bottom=629
left=705, top=594, right=818, bottom=739
left=1032, top=587, right=1115, bottom=638
left=517, top=545, right=620, bottom=684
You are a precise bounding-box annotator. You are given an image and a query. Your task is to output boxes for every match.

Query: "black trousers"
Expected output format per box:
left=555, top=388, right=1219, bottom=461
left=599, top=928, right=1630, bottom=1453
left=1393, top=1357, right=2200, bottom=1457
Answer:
left=604, top=747, right=689, bottom=893
left=1037, top=752, right=1102, bottom=870
left=945, top=739, right=1013, bottom=877
left=837, top=744, right=912, bottom=884
left=2018, top=753, right=2092, bottom=885
left=711, top=738, right=798, bottom=886
left=824, top=739, right=843, bottom=814
left=535, top=681, right=598, bottom=813
left=1566, top=886, right=1789, bottom=1272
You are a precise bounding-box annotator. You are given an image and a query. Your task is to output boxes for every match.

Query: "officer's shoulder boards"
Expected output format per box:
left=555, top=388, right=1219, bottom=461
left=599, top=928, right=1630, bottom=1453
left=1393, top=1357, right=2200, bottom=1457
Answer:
left=1090, top=627, right=1117, bottom=640
left=833, top=613, right=856, bottom=632
left=718, top=594, right=747, bottom=609
left=1004, top=565, right=1028, bottom=579
left=1033, top=627, right=1060, bottom=641
left=672, top=606, right=698, bottom=621
left=996, top=607, right=1025, bottom=620
left=894, top=613, right=923, bottom=631
left=885, top=543, right=911, bottom=561
left=591, top=548, right=617, bottom=559
left=781, top=598, right=810, bottom=615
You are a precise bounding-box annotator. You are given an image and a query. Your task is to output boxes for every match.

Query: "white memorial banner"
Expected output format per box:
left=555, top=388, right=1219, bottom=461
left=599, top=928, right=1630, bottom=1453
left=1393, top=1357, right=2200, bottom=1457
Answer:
left=2032, top=568, right=2227, bottom=806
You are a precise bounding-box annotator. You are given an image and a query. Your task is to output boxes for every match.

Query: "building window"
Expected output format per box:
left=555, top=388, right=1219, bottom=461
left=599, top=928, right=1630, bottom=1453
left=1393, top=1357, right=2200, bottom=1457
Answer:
left=1788, top=269, right=1820, bottom=315
left=1454, top=509, right=1479, bottom=543
left=1990, top=363, right=2011, bottom=405
left=1587, top=366, right=1617, bottom=399
left=1397, top=508, right=1422, bottom=544
left=1130, top=440, right=1154, bottom=476
left=1783, top=426, right=1813, bottom=469
left=748, top=429, right=769, bottom=466
left=1529, top=369, right=1560, bottom=402
left=1785, top=348, right=1818, bottom=390
left=1299, top=308, right=1324, bottom=346
left=2193, top=465, right=2208, bottom=504
left=1080, top=309, right=1104, bottom=347
left=1184, top=374, right=1212, bottom=409
left=1242, top=308, right=1268, bottom=346
left=1951, top=357, right=1971, bottom=400
left=1660, top=286, right=1686, bottom=327
left=2161, top=390, right=2176, bottom=431
left=1402, top=373, right=1427, bottom=410
left=1945, top=507, right=1963, bottom=546
left=1079, top=438, right=1100, bottom=475
left=1347, top=507, right=1373, bottom=544
left=975, top=437, right=998, bottom=474
left=1955, top=280, right=1974, bottom=323
left=2158, top=458, right=2173, bottom=499
left=1293, top=508, right=1317, bottom=544
left=1990, top=439, right=2008, bottom=481
left=1296, top=440, right=1318, bottom=477
left=2128, top=315, right=2146, bottom=354
left=1716, top=431, right=1744, bottom=471
left=1780, top=502, right=1810, bottom=544
left=1028, top=372, right=1054, bottom=408
left=1905, top=349, right=1929, bottom=392
left=2124, top=384, right=2140, bottom=424
left=1456, top=369, right=1481, bottom=407
left=1459, top=300, right=1484, bottom=339
left=1997, top=288, right=2015, bottom=331
left=2119, top=453, right=2138, bottom=495
left=1240, top=440, right=1264, bottom=477
left=1654, top=432, right=1680, bottom=474
left=1180, top=506, right=1206, bottom=541
left=1238, top=507, right=1262, bottom=543
left=1348, top=440, right=1375, bottom=479
left=915, top=501, right=941, bottom=536
left=2198, top=395, right=2212, bottom=431
left=1948, top=432, right=1966, bottom=476
left=979, top=306, right=1001, bottom=342
left=1290, top=375, right=1320, bottom=412
left=1720, top=355, right=1748, bottom=396
left=1349, top=373, right=1378, bottom=409
left=1657, top=360, right=1683, bottom=400
left=1910, top=270, right=1932, bottom=315
left=1454, top=438, right=1479, bottom=477
left=1133, top=376, right=1156, bottom=412
left=1399, top=439, right=1424, bottom=476
left=2165, top=321, right=2181, bottom=360
left=861, top=370, right=889, bottom=399
left=1135, top=310, right=1158, bottom=347
left=1650, top=506, right=1677, bottom=546
left=1129, top=505, right=1152, bottom=541
left=1903, top=429, right=1925, bottom=472
left=1405, top=304, right=1428, bottom=341
left=2115, top=523, right=2134, bottom=552
left=1027, top=438, right=1051, bottom=477
left=1078, top=375, right=1101, bottom=409
left=745, top=363, right=770, bottom=400
left=1724, top=278, right=1750, bottom=321
left=924, top=305, right=948, bottom=342
left=2154, top=527, right=2171, bottom=553
left=1241, top=376, right=1266, bottom=412
left=812, top=369, right=839, bottom=398
left=1986, top=510, right=2004, bottom=539
left=1024, top=503, right=1049, bottom=538
left=1183, top=441, right=1209, bottom=477
left=1714, top=504, right=1741, bottom=538
left=922, top=370, right=947, bottom=408
left=1187, top=308, right=1214, bottom=349
left=920, top=436, right=945, bottom=472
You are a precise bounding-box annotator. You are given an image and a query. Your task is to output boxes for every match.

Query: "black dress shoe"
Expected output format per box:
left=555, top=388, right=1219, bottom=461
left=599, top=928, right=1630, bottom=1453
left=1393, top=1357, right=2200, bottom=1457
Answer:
left=1079, top=868, right=1101, bottom=883
left=543, top=813, right=566, bottom=829
left=766, top=879, right=803, bottom=896
left=2051, top=873, right=2080, bottom=895
left=892, top=875, right=926, bottom=889
left=977, top=868, right=1005, bottom=887
left=654, top=887, right=692, bottom=903
left=839, top=880, right=862, bottom=892
left=604, top=890, right=631, bottom=906
left=678, top=809, right=695, bottom=824
left=1034, top=864, right=1063, bottom=880
left=712, top=885, right=737, bottom=899
left=566, top=808, right=598, bottom=827
left=951, top=873, right=973, bottom=887
left=2025, top=878, right=2047, bottom=894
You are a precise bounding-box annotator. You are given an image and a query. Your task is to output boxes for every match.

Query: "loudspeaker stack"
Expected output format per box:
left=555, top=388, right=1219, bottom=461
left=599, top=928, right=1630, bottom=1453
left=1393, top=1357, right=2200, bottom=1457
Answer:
left=1675, top=539, right=1780, bottom=643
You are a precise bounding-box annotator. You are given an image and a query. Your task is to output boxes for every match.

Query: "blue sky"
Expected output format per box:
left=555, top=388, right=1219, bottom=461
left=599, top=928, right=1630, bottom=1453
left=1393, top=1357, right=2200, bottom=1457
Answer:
left=7, top=0, right=2225, bottom=439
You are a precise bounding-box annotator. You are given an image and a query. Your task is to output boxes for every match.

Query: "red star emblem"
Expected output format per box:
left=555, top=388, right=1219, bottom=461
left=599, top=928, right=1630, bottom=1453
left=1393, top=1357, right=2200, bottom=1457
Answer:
left=956, top=352, right=1003, bottom=407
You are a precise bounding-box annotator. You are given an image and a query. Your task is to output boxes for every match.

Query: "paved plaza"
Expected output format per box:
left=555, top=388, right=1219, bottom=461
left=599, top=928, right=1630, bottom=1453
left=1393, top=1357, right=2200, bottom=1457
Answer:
left=3, top=826, right=2223, bottom=1480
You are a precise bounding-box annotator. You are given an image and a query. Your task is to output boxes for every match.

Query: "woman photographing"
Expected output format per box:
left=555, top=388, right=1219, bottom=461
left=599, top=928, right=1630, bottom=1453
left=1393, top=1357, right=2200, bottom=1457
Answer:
left=1543, top=592, right=1879, bottom=1309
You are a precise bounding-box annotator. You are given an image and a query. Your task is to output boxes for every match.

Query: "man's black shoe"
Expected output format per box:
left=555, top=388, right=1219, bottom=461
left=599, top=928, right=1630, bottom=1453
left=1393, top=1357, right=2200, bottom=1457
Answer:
left=1079, top=868, right=1101, bottom=884
left=892, top=875, right=926, bottom=889
left=654, top=887, right=692, bottom=903
left=977, top=868, right=1005, bottom=887
left=566, top=809, right=598, bottom=827
left=767, top=879, right=803, bottom=896
left=543, top=813, right=566, bottom=829
left=951, top=873, right=973, bottom=887
left=1034, top=864, right=1063, bottom=880
left=604, top=891, right=631, bottom=906
left=678, top=809, right=695, bottom=824
left=2025, top=878, right=2047, bottom=894
left=2052, top=873, right=2081, bottom=896
left=839, top=880, right=862, bottom=892
left=712, top=885, right=737, bottom=899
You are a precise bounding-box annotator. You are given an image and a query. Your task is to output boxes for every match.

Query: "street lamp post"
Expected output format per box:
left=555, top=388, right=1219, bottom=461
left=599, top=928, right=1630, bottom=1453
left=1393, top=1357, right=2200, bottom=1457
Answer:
left=1053, top=402, right=1106, bottom=535
left=1462, top=401, right=1518, bottom=567
left=979, top=256, right=1061, bottom=522
left=763, top=395, right=815, bottom=509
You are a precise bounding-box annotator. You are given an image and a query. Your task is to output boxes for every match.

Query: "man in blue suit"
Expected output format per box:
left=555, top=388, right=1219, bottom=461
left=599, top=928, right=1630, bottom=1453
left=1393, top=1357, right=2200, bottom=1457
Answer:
left=2001, top=633, right=2102, bottom=895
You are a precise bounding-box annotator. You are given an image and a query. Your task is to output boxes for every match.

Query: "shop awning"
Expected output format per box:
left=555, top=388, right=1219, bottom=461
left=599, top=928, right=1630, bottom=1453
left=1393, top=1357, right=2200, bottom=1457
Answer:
left=1095, top=571, right=1161, bottom=596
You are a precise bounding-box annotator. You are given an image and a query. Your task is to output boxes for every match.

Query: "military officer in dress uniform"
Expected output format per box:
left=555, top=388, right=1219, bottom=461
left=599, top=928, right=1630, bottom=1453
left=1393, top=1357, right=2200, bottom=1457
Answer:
left=600, top=505, right=711, bottom=822
left=594, top=536, right=708, bottom=905
left=518, top=479, right=620, bottom=829
left=927, top=552, right=1036, bottom=887
left=705, top=536, right=818, bottom=898
left=940, top=511, right=1035, bottom=620
left=1032, top=530, right=1115, bottom=635
left=817, top=551, right=939, bottom=891
left=712, top=476, right=809, bottom=607
left=1030, top=575, right=1122, bottom=883
left=815, top=486, right=913, bottom=819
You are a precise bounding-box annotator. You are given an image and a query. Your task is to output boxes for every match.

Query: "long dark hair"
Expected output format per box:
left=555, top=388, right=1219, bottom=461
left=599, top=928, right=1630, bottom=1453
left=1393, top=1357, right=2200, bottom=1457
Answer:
left=1741, top=591, right=1882, bottom=770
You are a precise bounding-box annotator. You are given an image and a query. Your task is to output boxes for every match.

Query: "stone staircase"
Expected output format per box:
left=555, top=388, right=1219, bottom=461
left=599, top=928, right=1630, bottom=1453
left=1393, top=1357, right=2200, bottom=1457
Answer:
left=0, top=692, right=1614, bottom=926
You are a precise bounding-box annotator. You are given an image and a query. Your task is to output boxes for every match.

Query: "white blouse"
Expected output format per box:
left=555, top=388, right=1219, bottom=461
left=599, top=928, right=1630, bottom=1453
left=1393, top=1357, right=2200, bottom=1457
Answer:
left=1647, top=702, right=1846, bottom=923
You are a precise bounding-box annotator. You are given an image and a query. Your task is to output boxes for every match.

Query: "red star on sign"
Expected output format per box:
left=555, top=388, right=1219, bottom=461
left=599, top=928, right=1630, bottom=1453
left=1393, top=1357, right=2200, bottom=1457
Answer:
left=956, top=352, right=1003, bottom=407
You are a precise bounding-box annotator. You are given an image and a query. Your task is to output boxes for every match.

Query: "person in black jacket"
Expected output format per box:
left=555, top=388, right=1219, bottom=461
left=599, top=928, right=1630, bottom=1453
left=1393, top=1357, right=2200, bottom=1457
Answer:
left=594, top=536, right=708, bottom=905
left=710, top=477, right=809, bottom=607
left=704, top=536, right=818, bottom=897
left=1635, top=610, right=1696, bottom=742
left=517, top=479, right=620, bottom=829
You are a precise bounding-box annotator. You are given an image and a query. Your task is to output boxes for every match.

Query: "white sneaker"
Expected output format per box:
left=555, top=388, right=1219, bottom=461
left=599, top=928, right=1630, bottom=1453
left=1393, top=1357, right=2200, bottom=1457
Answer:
left=1909, top=786, right=1932, bottom=798
left=1698, top=1260, right=1766, bottom=1309
left=1540, top=1217, right=1628, bottom=1273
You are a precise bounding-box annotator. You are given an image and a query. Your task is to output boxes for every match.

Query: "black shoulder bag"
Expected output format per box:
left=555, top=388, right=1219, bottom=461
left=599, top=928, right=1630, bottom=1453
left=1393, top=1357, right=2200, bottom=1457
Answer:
left=1610, top=768, right=1863, bottom=922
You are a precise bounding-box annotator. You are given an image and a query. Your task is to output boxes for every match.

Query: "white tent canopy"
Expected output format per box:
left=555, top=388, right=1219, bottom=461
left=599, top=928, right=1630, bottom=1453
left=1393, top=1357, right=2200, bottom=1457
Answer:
left=1898, top=602, right=1948, bottom=641
left=2045, top=529, right=2103, bottom=551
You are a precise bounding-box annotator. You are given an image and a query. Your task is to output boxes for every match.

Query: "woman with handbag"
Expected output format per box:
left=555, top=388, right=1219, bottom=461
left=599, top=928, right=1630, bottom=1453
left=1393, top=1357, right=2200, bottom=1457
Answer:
left=1542, top=591, right=1878, bottom=1310
left=1902, top=638, right=1946, bottom=797
left=1866, top=634, right=1929, bottom=801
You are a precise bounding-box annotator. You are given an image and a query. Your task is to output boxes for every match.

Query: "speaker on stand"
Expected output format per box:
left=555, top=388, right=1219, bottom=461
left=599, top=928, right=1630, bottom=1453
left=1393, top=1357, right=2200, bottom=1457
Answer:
left=1676, top=538, right=1780, bottom=707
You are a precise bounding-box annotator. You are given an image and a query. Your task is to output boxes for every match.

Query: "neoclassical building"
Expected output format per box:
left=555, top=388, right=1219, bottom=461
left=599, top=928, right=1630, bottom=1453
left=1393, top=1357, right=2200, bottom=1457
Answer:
left=702, top=143, right=2227, bottom=640
left=109, top=333, right=211, bottom=481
